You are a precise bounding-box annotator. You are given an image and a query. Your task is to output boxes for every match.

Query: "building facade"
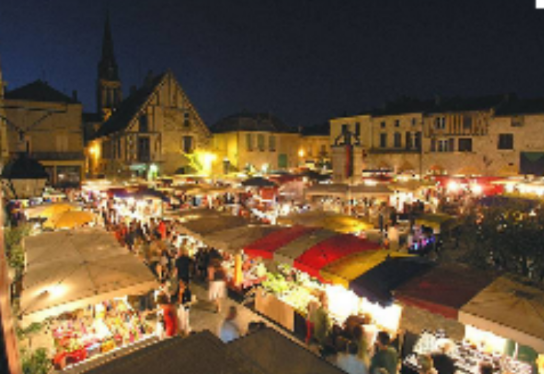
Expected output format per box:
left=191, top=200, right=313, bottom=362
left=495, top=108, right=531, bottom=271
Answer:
left=330, top=96, right=544, bottom=177
left=300, top=123, right=331, bottom=170
left=3, top=80, right=85, bottom=186
left=94, top=71, right=212, bottom=177
left=211, top=113, right=301, bottom=174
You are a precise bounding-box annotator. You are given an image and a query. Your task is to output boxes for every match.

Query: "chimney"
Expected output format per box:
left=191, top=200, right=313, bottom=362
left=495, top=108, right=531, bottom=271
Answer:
left=72, top=90, right=78, bottom=102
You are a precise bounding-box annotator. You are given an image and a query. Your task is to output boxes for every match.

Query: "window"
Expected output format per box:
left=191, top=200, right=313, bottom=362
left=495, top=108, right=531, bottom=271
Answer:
left=414, top=132, right=422, bottom=150
left=139, top=115, right=148, bottom=133
left=341, top=124, right=349, bottom=133
left=246, top=133, right=253, bottom=151
left=258, top=134, right=265, bottom=151
left=380, top=121, right=386, bottom=129
left=436, top=138, right=454, bottom=152
left=269, top=135, right=276, bottom=151
left=137, top=137, right=150, bottom=162
left=411, top=118, right=417, bottom=126
left=458, top=138, right=473, bottom=152
left=435, top=117, right=446, bottom=130
left=182, top=136, right=194, bottom=154
left=463, top=116, right=472, bottom=130
left=498, top=134, right=514, bottom=150
left=394, top=132, right=401, bottom=148
left=380, top=133, right=387, bottom=148
left=183, top=112, right=190, bottom=127
left=405, top=132, right=412, bottom=149
left=394, top=120, right=400, bottom=127
left=355, top=122, right=360, bottom=136
left=511, top=117, right=524, bottom=127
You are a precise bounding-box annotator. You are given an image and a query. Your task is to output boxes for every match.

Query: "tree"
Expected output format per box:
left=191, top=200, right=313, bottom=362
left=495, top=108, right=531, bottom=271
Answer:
left=459, top=199, right=544, bottom=283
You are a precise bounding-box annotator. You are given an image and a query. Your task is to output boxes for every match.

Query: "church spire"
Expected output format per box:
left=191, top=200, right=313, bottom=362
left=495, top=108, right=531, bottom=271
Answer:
left=98, top=12, right=119, bottom=81
left=96, top=12, right=122, bottom=116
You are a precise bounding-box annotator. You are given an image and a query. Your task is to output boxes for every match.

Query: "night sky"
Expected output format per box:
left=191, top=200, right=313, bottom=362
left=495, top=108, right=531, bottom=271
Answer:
left=1, top=0, right=544, bottom=128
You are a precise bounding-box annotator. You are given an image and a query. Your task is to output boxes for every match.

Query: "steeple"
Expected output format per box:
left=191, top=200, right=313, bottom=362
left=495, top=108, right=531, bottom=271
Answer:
left=98, top=12, right=119, bottom=81
left=96, top=12, right=122, bottom=117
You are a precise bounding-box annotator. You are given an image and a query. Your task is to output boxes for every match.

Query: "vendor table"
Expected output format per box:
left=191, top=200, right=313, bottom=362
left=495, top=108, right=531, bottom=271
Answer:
left=255, top=290, right=295, bottom=331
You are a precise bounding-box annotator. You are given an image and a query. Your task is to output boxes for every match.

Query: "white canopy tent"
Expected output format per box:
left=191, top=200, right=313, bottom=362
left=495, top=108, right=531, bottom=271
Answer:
left=20, top=229, right=158, bottom=326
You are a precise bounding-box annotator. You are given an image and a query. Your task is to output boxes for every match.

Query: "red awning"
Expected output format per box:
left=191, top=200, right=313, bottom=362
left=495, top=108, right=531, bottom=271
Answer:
left=294, top=234, right=380, bottom=280
left=394, top=263, right=496, bottom=319
left=243, top=226, right=316, bottom=259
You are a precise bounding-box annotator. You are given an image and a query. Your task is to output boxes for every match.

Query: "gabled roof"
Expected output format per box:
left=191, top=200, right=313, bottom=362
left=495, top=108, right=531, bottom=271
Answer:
left=95, top=73, right=166, bottom=138
left=212, top=112, right=295, bottom=133
left=5, top=80, right=78, bottom=104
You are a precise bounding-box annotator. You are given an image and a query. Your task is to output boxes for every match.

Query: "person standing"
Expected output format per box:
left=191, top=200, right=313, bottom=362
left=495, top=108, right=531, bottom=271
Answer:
left=431, top=340, right=456, bottom=374
left=208, top=258, right=226, bottom=313
left=305, top=298, right=320, bottom=345
left=369, top=331, right=399, bottom=374
left=156, top=291, right=178, bottom=339
left=174, top=248, right=192, bottom=285
left=176, top=280, right=192, bottom=336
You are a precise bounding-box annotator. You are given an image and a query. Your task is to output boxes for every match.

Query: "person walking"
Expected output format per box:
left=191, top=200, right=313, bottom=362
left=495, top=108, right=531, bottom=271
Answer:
left=174, top=248, right=192, bottom=285
left=208, top=258, right=227, bottom=313
left=219, top=306, right=243, bottom=343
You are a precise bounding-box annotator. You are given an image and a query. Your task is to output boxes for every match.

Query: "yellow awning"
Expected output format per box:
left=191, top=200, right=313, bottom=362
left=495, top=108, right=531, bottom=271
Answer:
left=277, top=211, right=372, bottom=234
left=25, top=203, right=79, bottom=220
left=44, top=211, right=95, bottom=230
left=320, top=250, right=413, bottom=288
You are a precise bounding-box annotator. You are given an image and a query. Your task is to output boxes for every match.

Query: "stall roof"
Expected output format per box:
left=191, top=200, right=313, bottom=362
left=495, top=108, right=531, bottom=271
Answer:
left=21, top=229, right=157, bottom=325
left=164, top=208, right=224, bottom=221
left=85, top=330, right=250, bottom=374
left=228, top=327, right=345, bottom=374
left=305, top=183, right=392, bottom=198
left=177, top=215, right=248, bottom=241
left=294, top=234, right=381, bottom=280
left=274, top=229, right=338, bottom=266
left=459, top=276, right=544, bottom=352
left=320, top=250, right=413, bottom=288
left=277, top=210, right=372, bottom=234
left=394, top=264, right=496, bottom=319
left=350, top=257, right=434, bottom=306
left=243, top=226, right=316, bottom=259
left=202, top=224, right=284, bottom=253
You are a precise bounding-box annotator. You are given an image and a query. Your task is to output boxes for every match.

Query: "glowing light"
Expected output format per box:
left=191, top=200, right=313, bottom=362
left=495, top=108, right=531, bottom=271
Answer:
left=262, top=163, right=269, bottom=173
left=298, top=149, right=305, bottom=158
left=447, top=181, right=459, bottom=192
left=471, top=184, right=483, bottom=195
left=364, top=179, right=378, bottom=186
left=505, top=184, right=515, bottom=193
left=465, top=325, right=506, bottom=354
left=43, top=284, right=67, bottom=298
left=149, top=164, right=158, bottom=173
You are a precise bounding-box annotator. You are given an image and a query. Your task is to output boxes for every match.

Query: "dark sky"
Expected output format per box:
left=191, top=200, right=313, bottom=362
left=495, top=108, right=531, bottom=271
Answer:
left=1, top=0, right=544, bottom=127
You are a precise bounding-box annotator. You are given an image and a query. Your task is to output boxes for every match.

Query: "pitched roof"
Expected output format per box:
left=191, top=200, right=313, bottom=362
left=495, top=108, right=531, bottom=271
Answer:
left=5, top=80, right=78, bottom=104
left=494, top=96, right=544, bottom=115
left=84, top=330, right=250, bottom=374
left=95, top=73, right=166, bottom=138
left=212, top=112, right=295, bottom=133
left=371, top=94, right=507, bottom=116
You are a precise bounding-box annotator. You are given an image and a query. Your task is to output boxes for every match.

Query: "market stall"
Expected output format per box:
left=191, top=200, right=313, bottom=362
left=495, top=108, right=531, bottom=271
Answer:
left=176, top=215, right=248, bottom=242
left=243, top=226, right=317, bottom=259
left=20, top=229, right=159, bottom=370
left=277, top=210, right=373, bottom=234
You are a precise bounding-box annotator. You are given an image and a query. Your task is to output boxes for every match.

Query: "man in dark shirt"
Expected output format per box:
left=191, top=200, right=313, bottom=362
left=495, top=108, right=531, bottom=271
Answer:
left=174, top=248, right=192, bottom=284
left=431, top=341, right=456, bottom=374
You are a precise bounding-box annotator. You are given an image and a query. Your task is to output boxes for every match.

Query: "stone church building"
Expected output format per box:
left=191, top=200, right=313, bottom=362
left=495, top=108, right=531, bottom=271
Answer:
left=87, top=15, right=211, bottom=178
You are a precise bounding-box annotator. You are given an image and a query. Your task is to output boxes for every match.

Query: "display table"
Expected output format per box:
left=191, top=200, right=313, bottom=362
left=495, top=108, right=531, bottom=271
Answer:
left=255, top=290, right=295, bottom=331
